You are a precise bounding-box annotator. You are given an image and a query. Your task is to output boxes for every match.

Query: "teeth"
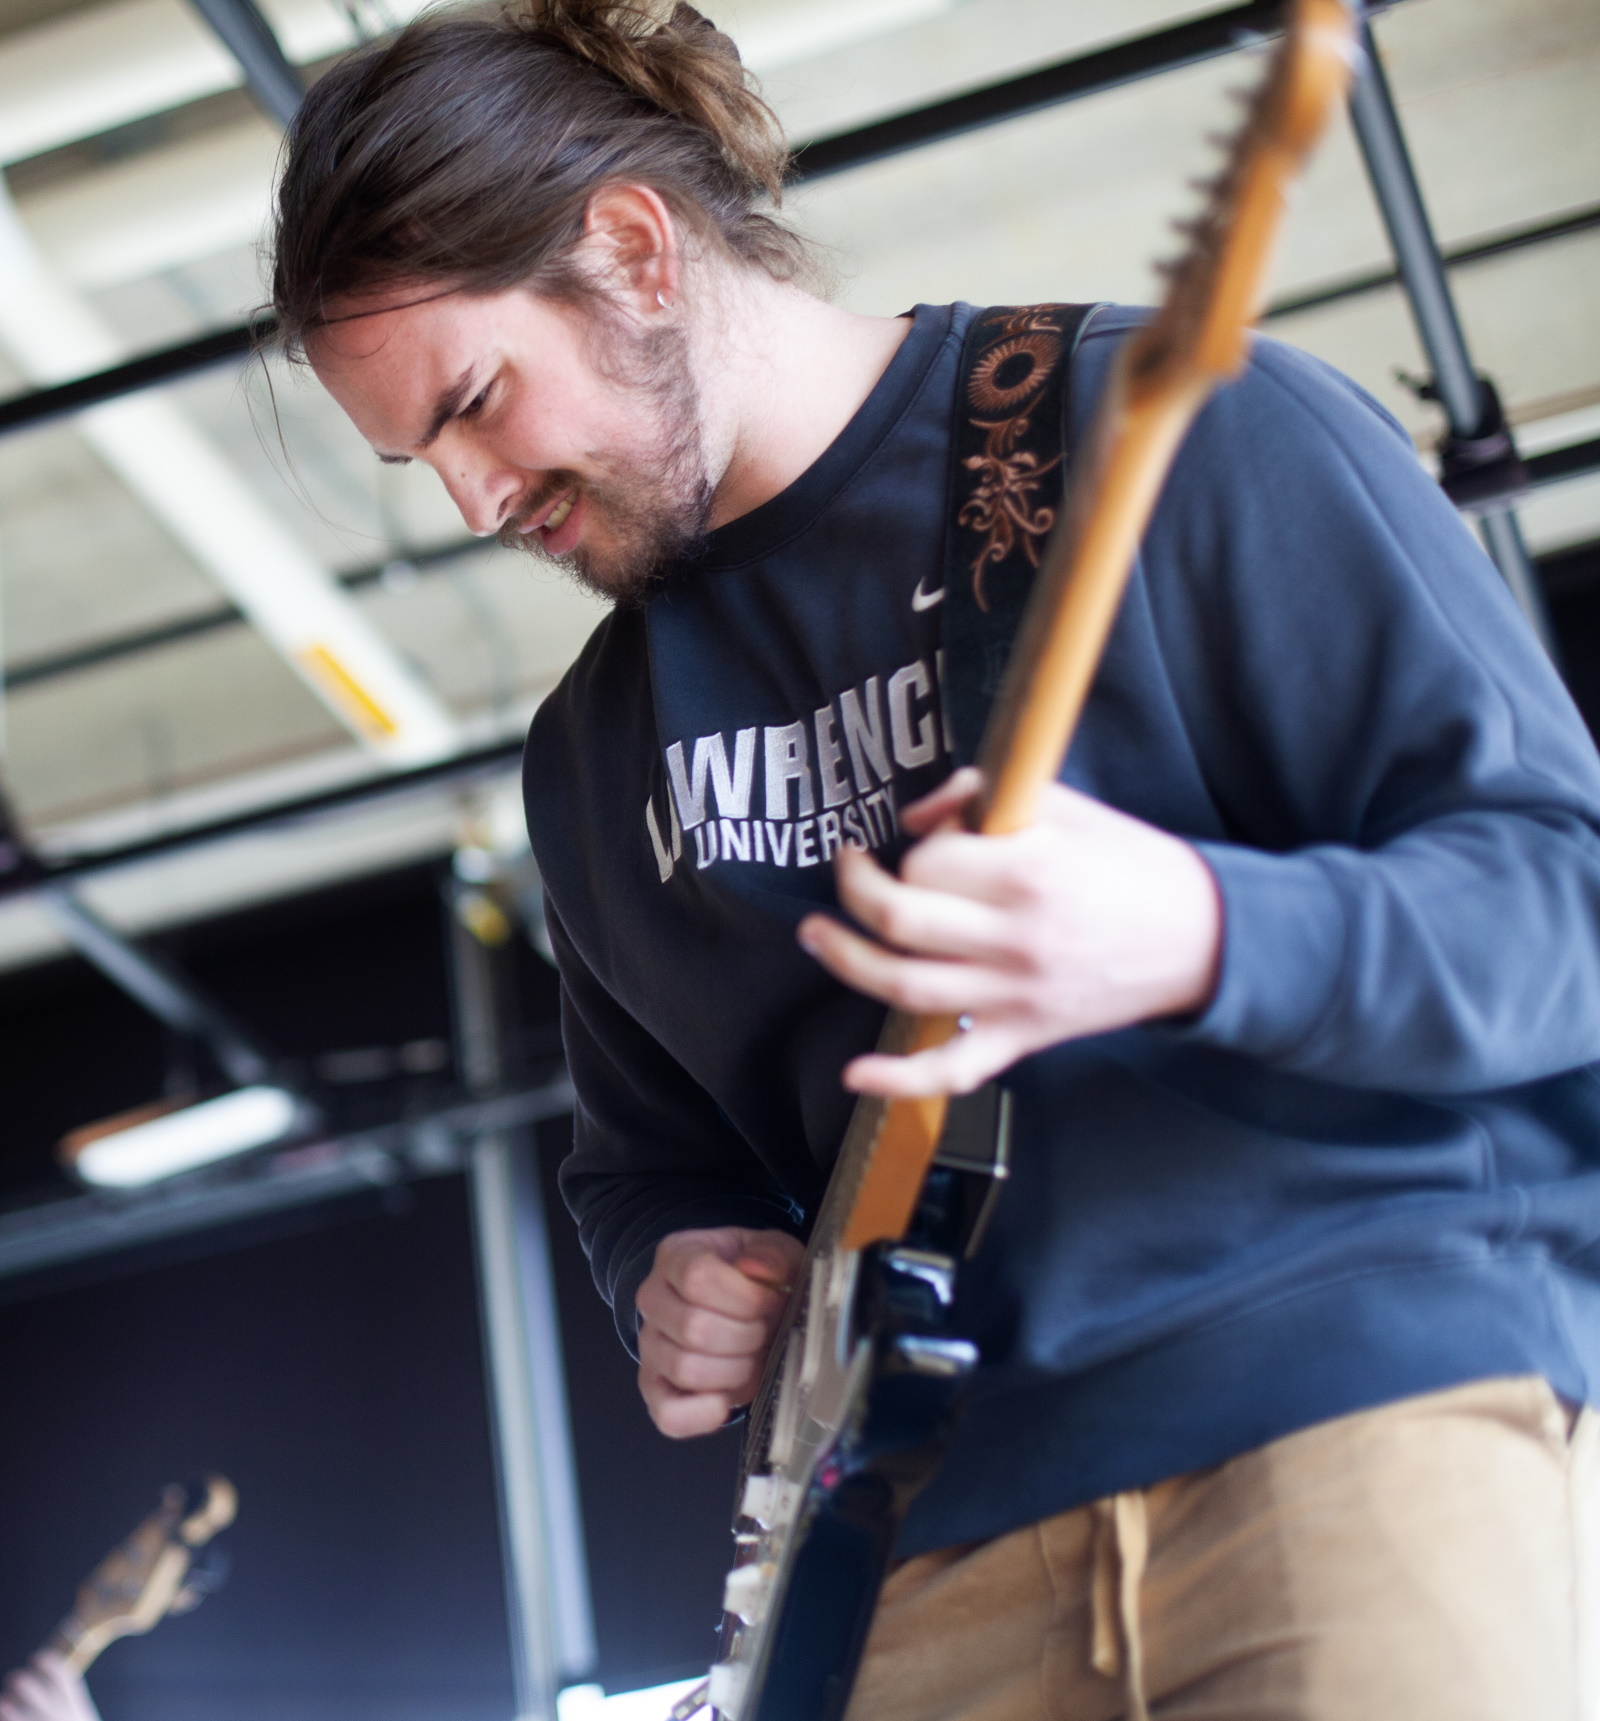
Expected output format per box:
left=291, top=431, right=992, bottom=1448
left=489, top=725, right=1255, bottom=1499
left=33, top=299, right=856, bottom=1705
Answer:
left=543, top=493, right=575, bottom=532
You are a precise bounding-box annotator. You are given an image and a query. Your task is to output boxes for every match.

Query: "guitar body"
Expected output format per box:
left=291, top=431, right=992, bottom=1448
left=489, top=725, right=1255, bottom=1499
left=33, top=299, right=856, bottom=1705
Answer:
left=709, top=1094, right=1009, bottom=1721
left=738, top=1242, right=972, bottom=1721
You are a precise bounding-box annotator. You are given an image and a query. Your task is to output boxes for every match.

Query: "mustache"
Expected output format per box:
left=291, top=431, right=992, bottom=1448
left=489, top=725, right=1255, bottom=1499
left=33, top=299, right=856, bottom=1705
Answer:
left=498, top=472, right=582, bottom=549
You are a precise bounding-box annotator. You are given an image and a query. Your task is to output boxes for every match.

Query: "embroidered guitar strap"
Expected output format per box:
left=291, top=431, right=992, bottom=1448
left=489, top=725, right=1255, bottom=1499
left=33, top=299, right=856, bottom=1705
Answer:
left=941, top=302, right=1104, bottom=765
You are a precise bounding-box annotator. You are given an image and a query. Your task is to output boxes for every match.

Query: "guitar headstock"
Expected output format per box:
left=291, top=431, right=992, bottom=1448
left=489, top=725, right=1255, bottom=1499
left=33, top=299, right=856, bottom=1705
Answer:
left=50, top=1477, right=238, bottom=1673
left=1129, top=0, right=1359, bottom=393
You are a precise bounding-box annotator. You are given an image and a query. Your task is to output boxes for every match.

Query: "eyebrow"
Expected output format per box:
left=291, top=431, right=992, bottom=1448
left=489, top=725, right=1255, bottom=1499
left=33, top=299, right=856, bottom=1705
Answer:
left=377, top=366, right=477, bottom=464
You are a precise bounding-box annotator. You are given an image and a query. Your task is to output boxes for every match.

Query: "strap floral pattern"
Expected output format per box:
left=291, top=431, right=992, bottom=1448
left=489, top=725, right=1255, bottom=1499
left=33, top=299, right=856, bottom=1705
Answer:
left=956, top=306, right=1076, bottom=612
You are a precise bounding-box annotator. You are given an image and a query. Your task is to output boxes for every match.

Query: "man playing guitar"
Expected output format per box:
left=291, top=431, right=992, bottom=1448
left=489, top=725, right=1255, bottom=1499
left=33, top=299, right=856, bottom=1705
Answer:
left=271, top=2, right=1600, bottom=1714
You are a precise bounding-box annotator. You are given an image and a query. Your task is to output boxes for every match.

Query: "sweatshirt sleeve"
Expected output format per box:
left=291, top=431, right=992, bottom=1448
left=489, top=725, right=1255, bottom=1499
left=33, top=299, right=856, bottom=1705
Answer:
left=550, top=900, right=802, bottom=1356
left=1140, top=334, right=1600, bottom=1094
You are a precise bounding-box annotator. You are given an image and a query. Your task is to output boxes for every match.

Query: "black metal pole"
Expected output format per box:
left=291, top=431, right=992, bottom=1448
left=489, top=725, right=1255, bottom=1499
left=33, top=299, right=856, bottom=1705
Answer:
left=0, top=782, right=281, bottom=1089
left=186, top=0, right=303, bottom=129
left=41, top=887, right=276, bottom=1087
left=445, top=878, right=597, bottom=1708
left=1345, top=18, right=1554, bottom=649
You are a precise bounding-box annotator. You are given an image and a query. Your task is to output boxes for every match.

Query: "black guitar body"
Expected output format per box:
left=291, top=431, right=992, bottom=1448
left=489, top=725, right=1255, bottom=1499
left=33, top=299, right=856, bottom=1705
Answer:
left=749, top=1231, right=979, bottom=1721
left=704, top=1089, right=1010, bottom=1721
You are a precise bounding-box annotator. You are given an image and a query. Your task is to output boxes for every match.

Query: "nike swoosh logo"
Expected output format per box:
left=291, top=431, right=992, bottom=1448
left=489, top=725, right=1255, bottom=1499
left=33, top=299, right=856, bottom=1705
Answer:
left=911, top=578, right=946, bottom=611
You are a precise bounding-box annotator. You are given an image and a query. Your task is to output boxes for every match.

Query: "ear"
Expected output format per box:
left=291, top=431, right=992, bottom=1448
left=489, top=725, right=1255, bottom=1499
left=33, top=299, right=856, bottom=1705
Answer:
left=579, top=183, right=682, bottom=318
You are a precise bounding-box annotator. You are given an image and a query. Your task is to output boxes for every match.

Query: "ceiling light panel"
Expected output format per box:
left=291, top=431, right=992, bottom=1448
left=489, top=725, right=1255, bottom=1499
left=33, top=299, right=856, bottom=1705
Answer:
left=17, top=118, right=280, bottom=290
left=2, top=622, right=348, bottom=831
left=67, top=1085, right=302, bottom=1187
left=0, top=182, right=461, bottom=765
left=0, top=0, right=436, bottom=165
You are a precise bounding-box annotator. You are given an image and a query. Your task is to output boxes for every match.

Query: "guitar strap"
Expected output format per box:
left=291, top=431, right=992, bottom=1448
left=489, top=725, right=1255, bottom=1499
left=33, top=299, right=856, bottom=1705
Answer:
left=933, top=303, right=1103, bottom=1209
left=941, top=302, right=1105, bottom=765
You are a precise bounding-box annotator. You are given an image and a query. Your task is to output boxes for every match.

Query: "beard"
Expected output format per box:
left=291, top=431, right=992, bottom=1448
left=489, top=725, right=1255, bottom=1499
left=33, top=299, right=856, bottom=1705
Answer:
left=498, top=310, right=713, bottom=605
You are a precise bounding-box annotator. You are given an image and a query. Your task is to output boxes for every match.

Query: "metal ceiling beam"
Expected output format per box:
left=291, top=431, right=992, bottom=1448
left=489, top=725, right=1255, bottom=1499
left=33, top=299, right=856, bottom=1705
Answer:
left=0, top=1078, right=575, bottom=1289
left=0, top=735, right=527, bottom=905
left=789, top=0, right=1399, bottom=183
left=0, top=323, right=258, bottom=438
left=1262, top=201, right=1600, bottom=322
left=2, top=188, right=1592, bottom=447
left=0, top=1, right=1427, bottom=443
left=0, top=180, right=459, bottom=764
left=14, top=400, right=1600, bottom=699
left=0, top=0, right=410, bottom=166
left=184, top=0, right=302, bottom=128
left=0, top=785, right=280, bottom=1089
left=5, top=534, right=486, bottom=691
left=40, top=887, right=276, bottom=1086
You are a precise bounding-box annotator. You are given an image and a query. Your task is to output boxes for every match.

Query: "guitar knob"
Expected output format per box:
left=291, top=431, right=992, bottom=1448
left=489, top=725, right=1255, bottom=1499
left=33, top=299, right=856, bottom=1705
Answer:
left=738, top=1473, right=799, bottom=1529
left=709, top=1658, right=748, bottom=1718
left=722, top=1562, right=773, bottom=1624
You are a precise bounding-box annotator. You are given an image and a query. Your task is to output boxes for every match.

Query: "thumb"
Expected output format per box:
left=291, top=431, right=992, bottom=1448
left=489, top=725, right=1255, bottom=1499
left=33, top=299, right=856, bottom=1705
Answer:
left=734, top=1235, right=800, bottom=1291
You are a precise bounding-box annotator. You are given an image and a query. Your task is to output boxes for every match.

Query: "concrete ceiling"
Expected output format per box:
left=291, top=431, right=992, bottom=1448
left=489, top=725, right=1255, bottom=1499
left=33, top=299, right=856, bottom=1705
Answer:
left=0, top=0, right=1595, bottom=969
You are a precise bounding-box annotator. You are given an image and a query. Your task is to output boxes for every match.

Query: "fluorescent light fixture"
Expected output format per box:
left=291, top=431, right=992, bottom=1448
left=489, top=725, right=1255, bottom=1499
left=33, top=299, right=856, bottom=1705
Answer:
left=0, top=0, right=437, bottom=166
left=65, top=1086, right=301, bottom=1188
left=557, top=1679, right=707, bottom=1721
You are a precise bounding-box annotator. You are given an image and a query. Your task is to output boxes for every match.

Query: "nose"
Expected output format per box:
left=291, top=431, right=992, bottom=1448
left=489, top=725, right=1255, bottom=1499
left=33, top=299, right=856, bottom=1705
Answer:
left=436, top=455, right=524, bottom=538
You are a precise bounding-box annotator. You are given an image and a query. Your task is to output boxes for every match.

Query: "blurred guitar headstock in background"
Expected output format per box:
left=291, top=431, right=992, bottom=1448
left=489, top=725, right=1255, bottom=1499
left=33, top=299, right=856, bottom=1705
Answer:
left=48, top=1477, right=237, bottom=1673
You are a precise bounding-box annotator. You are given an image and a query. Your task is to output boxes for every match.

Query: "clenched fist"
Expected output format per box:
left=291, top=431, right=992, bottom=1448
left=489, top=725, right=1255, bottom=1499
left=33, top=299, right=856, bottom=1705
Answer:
left=636, top=1226, right=805, bottom=1437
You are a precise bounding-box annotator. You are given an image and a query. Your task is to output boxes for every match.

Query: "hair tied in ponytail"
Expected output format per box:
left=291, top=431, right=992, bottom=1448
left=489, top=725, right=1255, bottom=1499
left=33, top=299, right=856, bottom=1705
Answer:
left=271, top=0, right=813, bottom=354
left=670, top=2, right=738, bottom=58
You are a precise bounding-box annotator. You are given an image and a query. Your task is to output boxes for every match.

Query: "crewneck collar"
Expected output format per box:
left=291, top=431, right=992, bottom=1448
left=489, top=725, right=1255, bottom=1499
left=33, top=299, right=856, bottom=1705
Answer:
left=685, top=302, right=956, bottom=573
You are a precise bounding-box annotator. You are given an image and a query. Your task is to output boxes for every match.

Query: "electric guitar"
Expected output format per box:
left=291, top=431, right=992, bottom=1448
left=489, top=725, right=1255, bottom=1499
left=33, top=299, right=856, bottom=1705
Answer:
left=43, top=1477, right=237, bottom=1673
left=681, top=5, right=1359, bottom=1718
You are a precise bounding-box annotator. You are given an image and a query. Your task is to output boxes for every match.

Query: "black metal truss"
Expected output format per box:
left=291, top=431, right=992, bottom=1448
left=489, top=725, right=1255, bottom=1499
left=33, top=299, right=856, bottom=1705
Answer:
left=0, top=0, right=1595, bottom=890
left=0, top=734, right=528, bottom=904
left=0, top=324, right=261, bottom=439
left=185, top=0, right=303, bottom=129
left=1263, top=201, right=1600, bottom=321
left=786, top=0, right=1351, bottom=183
left=2, top=191, right=1591, bottom=449
left=10, top=410, right=1600, bottom=700
left=5, top=535, right=483, bottom=691
left=2, top=0, right=1421, bottom=444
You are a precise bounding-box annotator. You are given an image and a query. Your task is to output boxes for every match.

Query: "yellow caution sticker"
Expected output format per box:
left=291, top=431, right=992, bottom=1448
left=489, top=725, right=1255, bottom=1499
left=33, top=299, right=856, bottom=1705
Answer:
left=296, top=643, right=400, bottom=740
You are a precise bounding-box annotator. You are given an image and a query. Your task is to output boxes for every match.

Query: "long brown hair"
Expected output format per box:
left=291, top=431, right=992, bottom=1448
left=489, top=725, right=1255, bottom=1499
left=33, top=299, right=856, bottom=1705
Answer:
left=269, top=0, right=808, bottom=354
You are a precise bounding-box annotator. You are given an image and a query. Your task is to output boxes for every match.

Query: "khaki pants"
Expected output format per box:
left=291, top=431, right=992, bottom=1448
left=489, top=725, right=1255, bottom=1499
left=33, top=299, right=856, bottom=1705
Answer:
left=847, top=1377, right=1600, bottom=1721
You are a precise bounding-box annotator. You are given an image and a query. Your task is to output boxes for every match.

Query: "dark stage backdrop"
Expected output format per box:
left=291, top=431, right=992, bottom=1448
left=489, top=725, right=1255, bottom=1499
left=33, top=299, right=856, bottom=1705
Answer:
left=0, top=1177, right=516, bottom=1721
left=0, top=864, right=741, bottom=1715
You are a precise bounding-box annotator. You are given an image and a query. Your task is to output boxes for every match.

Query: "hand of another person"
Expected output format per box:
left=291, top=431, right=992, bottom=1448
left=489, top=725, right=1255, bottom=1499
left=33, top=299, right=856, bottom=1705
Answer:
left=636, top=1227, right=806, bottom=1438
left=798, top=768, right=1223, bottom=1097
left=0, top=1654, right=101, bottom=1721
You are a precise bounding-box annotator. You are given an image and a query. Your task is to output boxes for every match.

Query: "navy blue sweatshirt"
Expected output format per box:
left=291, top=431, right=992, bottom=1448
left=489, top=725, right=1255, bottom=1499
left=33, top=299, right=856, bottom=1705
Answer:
left=524, top=302, right=1600, bottom=1556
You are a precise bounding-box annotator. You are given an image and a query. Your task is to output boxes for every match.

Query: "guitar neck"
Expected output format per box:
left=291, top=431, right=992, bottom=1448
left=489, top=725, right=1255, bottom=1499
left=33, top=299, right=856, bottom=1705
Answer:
left=45, top=1614, right=103, bottom=1675
left=832, top=351, right=1214, bottom=1253
left=749, top=0, right=1357, bottom=1409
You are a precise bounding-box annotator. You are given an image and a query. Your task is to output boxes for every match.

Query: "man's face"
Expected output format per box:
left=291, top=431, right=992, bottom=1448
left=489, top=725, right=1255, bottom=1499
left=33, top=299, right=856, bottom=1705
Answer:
left=310, top=285, right=712, bottom=602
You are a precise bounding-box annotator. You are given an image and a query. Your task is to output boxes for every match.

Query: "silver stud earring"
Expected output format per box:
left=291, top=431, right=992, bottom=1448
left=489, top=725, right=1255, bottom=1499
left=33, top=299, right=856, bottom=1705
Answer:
left=656, top=289, right=669, bottom=309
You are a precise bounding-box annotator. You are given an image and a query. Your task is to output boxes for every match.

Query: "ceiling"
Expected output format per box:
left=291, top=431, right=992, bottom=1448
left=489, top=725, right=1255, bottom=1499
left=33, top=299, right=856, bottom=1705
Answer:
left=0, top=0, right=1595, bottom=969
